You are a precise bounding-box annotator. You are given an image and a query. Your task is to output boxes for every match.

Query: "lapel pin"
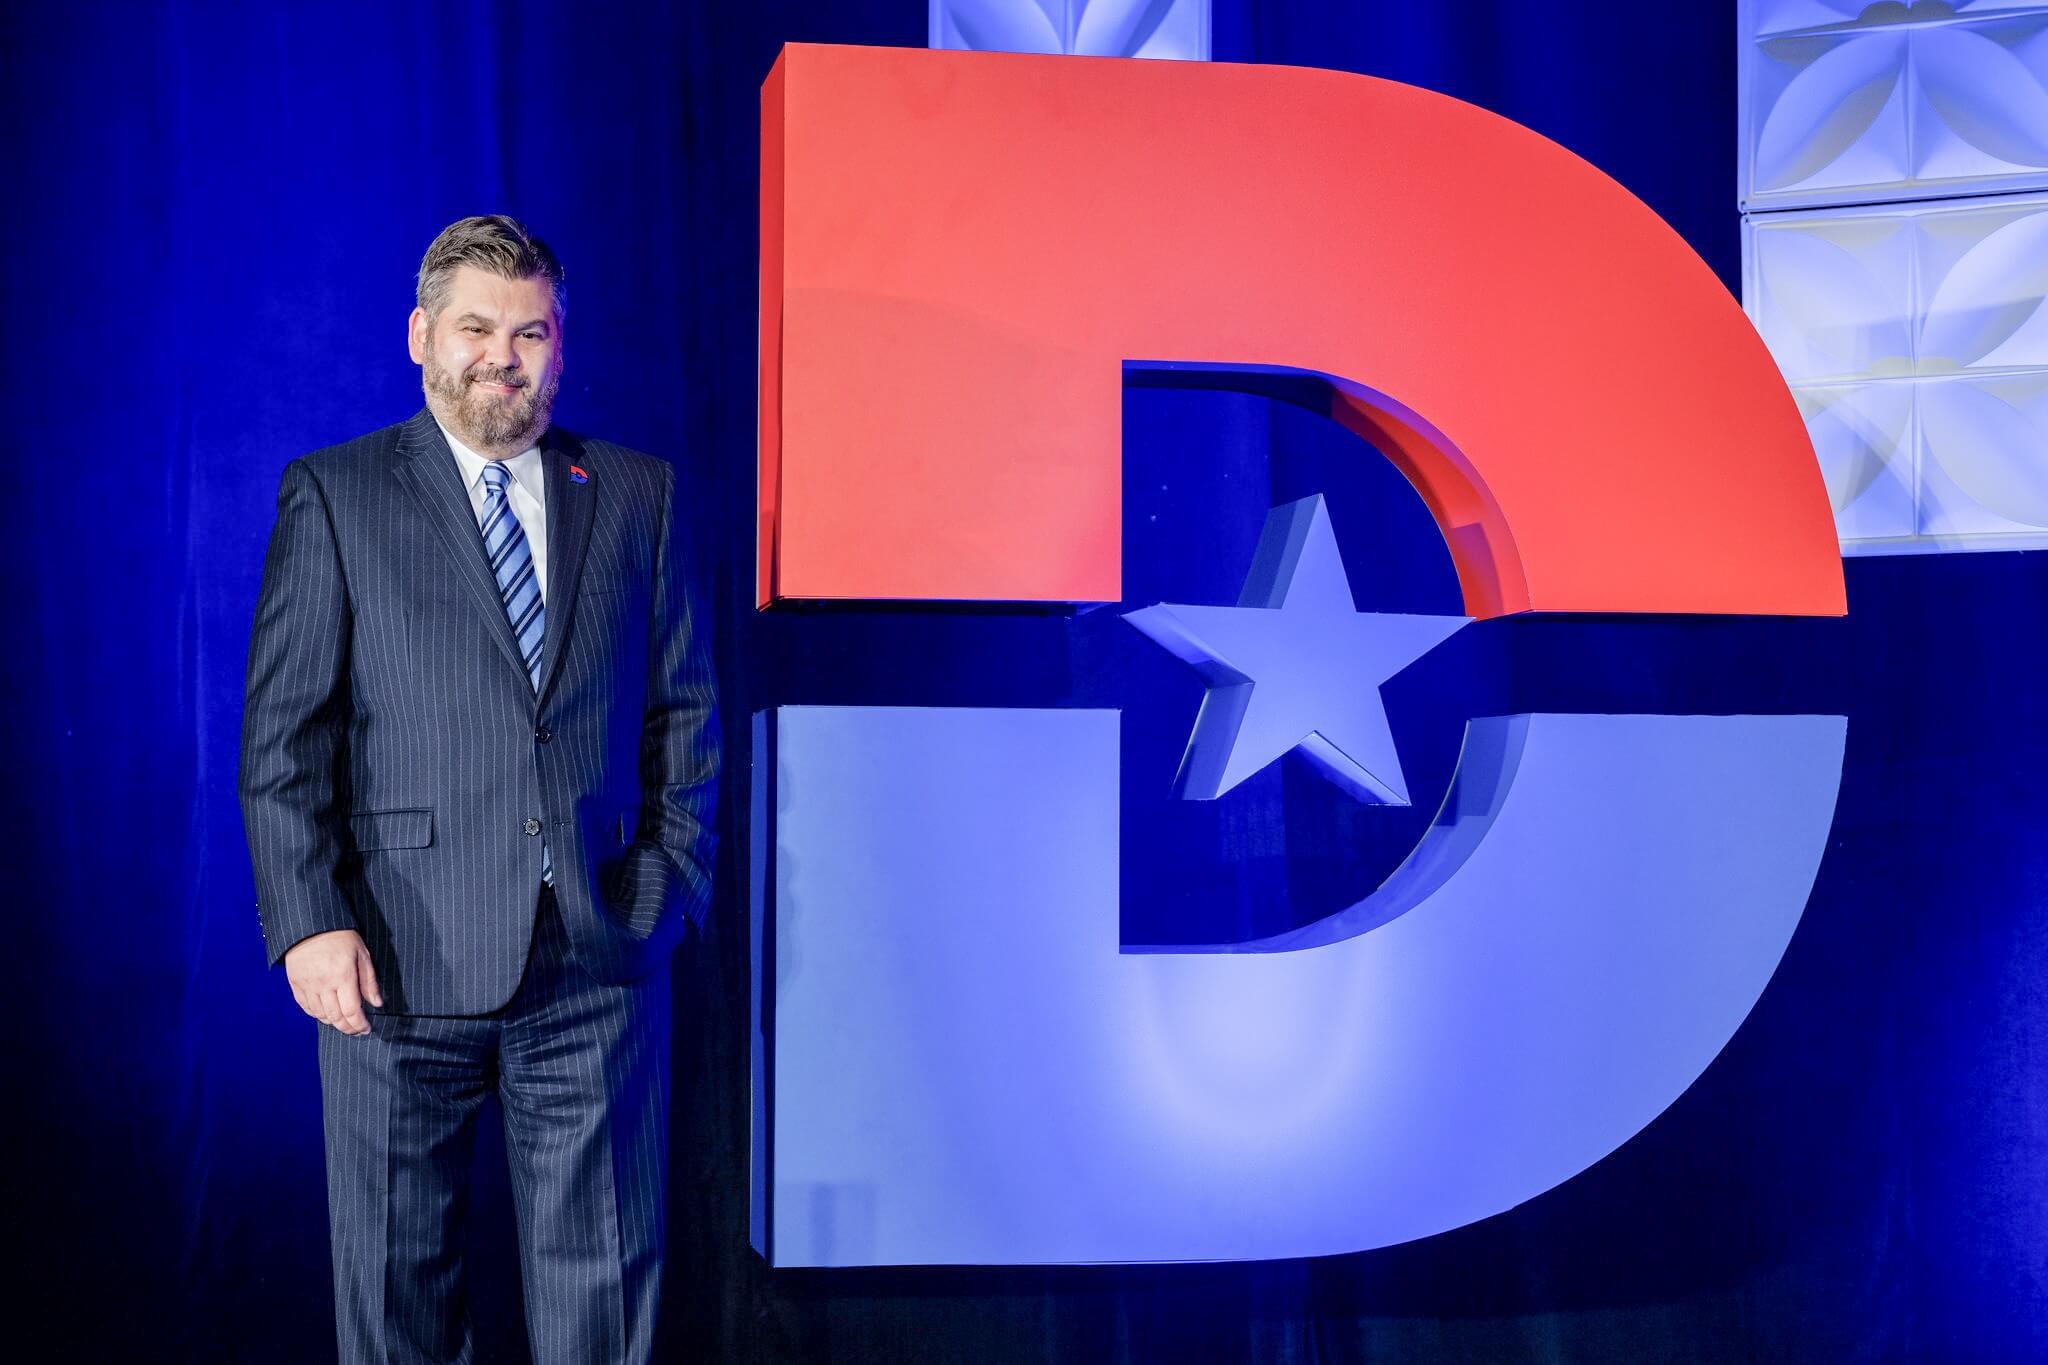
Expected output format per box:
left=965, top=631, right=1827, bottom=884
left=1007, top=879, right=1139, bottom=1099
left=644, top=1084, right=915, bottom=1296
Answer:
left=569, top=465, right=589, bottom=484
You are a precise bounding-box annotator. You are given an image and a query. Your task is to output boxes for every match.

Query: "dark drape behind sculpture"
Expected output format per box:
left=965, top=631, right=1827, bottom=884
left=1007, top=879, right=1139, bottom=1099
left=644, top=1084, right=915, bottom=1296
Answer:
left=8, top=2, right=2044, bottom=1361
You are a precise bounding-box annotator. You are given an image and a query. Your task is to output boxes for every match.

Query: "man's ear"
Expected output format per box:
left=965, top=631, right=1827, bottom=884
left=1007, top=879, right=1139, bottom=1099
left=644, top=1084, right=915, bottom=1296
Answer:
left=407, top=307, right=428, bottom=364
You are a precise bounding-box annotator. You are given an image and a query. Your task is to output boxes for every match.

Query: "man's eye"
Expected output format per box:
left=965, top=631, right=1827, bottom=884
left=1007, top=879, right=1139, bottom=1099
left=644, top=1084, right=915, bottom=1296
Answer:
left=464, top=326, right=484, bottom=334
left=518, top=332, right=541, bottom=341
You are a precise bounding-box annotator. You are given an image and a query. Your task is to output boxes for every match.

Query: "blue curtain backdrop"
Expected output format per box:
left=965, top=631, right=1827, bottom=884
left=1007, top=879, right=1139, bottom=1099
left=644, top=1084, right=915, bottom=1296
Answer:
left=7, top=2, right=2045, bottom=1360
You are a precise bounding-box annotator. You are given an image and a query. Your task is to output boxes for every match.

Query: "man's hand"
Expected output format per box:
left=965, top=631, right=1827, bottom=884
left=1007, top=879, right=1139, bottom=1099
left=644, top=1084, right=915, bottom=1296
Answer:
left=283, top=929, right=383, bottom=1035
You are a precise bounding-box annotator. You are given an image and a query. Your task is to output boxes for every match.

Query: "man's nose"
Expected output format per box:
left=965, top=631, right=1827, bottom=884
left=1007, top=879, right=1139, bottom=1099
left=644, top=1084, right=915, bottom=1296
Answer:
left=485, top=330, right=519, bottom=369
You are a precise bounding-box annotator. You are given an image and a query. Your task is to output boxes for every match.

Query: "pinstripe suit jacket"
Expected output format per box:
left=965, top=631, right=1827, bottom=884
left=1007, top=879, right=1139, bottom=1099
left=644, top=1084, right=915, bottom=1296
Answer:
left=239, top=408, right=719, bottom=1015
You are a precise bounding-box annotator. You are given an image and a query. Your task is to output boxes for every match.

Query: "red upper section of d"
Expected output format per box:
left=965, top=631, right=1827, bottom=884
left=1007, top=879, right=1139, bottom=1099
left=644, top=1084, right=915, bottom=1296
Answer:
left=759, top=44, right=1846, bottom=617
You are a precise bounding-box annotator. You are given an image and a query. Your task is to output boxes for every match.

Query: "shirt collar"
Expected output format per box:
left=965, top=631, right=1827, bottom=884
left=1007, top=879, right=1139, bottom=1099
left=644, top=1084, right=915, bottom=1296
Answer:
left=437, top=420, right=544, bottom=503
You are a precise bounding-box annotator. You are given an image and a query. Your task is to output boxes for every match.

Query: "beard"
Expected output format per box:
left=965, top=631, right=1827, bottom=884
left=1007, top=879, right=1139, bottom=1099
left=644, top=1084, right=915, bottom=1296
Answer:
left=421, top=349, right=560, bottom=453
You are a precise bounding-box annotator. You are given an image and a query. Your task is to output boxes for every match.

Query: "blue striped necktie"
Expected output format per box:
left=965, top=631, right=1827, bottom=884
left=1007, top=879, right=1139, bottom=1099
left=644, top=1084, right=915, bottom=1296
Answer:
left=480, top=462, right=552, bottom=884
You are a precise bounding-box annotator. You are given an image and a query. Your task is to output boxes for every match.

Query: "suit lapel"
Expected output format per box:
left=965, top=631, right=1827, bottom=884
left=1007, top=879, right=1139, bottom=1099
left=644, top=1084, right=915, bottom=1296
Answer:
left=391, top=410, right=532, bottom=692
left=536, top=432, right=596, bottom=706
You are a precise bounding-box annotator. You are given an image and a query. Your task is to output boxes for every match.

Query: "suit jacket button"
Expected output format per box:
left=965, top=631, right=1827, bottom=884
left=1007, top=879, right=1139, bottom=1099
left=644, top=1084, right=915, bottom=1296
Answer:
left=535, top=726, right=553, bottom=744
left=523, top=817, right=543, bottom=836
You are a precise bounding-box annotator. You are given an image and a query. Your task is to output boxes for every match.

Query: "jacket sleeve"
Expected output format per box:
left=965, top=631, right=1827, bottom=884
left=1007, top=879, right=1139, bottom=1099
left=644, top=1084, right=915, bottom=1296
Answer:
left=239, top=459, right=359, bottom=966
left=618, top=460, right=721, bottom=937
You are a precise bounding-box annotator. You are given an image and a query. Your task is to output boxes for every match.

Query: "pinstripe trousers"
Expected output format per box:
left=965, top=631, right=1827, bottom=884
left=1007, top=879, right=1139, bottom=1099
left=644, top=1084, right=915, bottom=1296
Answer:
left=317, top=887, right=671, bottom=1364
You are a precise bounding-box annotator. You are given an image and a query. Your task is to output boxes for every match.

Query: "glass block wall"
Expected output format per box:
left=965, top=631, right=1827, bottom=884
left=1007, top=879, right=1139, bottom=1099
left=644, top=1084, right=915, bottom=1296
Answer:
left=1741, top=1, right=2048, bottom=554
left=929, top=0, right=1210, bottom=60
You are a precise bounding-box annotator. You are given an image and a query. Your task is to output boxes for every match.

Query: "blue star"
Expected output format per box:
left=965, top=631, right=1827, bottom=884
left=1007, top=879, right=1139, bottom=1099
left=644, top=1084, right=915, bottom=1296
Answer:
left=1124, top=495, right=1469, bottom=804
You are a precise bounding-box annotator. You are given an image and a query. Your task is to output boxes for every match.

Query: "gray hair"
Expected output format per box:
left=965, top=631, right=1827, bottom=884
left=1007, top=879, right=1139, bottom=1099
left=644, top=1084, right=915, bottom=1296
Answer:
left=415, top=214, right=566, bottom=325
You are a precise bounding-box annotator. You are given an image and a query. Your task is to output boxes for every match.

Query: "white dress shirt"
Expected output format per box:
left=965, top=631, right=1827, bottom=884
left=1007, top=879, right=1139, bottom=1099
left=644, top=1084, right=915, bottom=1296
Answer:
left=439, top=422, right=549, bottom=600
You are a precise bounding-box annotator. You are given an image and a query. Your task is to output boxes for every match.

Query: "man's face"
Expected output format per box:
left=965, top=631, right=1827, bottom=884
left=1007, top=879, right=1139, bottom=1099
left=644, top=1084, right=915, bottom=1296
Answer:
left=408, top=265, right=563, bottom=454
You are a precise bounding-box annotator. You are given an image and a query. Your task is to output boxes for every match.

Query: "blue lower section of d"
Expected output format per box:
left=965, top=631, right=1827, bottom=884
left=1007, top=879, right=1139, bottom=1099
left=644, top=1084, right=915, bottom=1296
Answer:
left=757, top=707, right=1844, bottom=1266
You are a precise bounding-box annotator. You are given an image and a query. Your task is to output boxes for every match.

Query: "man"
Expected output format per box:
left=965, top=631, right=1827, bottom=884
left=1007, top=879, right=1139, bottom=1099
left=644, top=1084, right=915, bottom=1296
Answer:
left=239, top=214, right=718, bottom=1364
